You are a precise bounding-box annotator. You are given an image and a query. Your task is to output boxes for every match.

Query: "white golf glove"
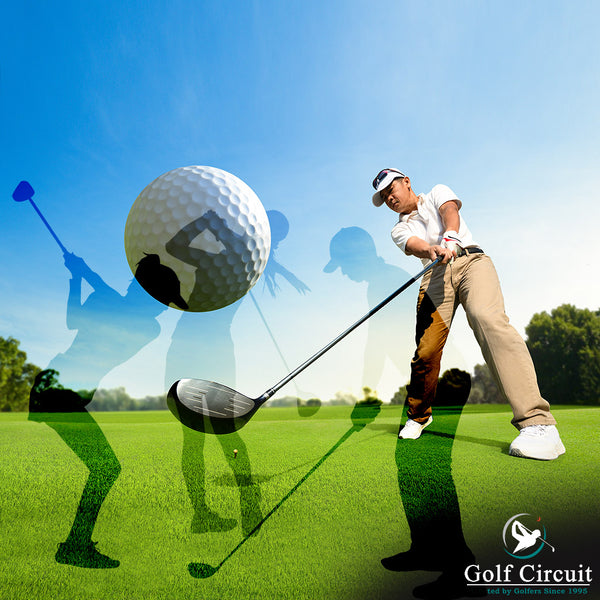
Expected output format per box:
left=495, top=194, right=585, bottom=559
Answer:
left=441, top=230, right=463, bottom=262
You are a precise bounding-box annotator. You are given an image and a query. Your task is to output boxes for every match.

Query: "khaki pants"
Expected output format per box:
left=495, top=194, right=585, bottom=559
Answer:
left=407, top=253, right=555, bottom=429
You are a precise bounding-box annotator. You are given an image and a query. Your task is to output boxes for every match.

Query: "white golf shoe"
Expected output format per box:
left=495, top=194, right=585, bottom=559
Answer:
left=399, top=416, right=433, bottom=440
left=509, top=424, right=566, bottom=460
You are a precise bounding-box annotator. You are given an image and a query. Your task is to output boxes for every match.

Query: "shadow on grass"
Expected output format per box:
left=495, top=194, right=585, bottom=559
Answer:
left=427, top=429, right=509, bottom=453
left=209, top=457, right=328, bottom=488
left=382, top=374, right=486, bottom=599
left=188, top=402, right=382, bottom=579
left=181, top=426, right=263, bottom=536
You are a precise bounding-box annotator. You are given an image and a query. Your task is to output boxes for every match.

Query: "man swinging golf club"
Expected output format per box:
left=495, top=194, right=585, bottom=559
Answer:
left=371, top=168, right=565, bottom=460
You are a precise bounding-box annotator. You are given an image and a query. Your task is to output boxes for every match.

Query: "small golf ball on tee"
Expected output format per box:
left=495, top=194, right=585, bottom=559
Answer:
left=124, top=166, right=271, bottom=311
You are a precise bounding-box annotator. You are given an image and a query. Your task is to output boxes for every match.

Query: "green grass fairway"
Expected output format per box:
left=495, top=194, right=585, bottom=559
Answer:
left=1, top=405, right=599, bottom=599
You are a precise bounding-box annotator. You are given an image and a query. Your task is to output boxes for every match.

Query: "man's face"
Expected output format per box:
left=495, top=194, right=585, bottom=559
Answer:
left=381, top=177, right=414, bottom=214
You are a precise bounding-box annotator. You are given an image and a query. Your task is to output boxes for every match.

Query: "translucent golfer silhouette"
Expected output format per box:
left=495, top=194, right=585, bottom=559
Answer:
left=165, top=209, right=311, bottom=537
left=323, top=227, right=413, bottom=390
left=29, top=252, right=176, bottom=568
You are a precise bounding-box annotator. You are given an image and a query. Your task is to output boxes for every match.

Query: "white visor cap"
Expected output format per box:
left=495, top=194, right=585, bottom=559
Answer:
left=372, top=168, right=405, bottom=207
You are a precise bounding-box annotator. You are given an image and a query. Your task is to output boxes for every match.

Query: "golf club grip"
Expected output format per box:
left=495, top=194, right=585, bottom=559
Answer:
left=29, top=199, right=68, bottom=254
left=262, top=258, right=441, bottom=399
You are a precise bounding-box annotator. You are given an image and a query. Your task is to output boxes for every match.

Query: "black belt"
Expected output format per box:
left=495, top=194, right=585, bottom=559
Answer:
left=457, top=246, right=484, bottom=257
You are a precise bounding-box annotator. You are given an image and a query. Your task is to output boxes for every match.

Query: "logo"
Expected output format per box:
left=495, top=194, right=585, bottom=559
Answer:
left=464, top=513, right=593, bottom=592
left=502, top=513, right=555, bottom=559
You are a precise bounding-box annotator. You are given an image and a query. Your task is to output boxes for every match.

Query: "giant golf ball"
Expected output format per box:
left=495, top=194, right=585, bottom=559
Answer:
left=124, top=166, right=271, bottom=311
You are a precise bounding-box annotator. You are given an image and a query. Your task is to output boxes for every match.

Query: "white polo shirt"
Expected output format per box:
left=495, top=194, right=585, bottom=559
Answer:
left=391, top=184, right=477, bottom=266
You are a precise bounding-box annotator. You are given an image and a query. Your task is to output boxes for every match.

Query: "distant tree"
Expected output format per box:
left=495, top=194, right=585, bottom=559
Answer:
left=88, top=388, right=167, bottom=411
left=268, top=396, right=299, bottom=407
left=468, top=363, right=505, bottom=404
left=90, top=387, right=137, bottom=411
left=390, top=384, right=408, bottom=405
left=526, top=304, right=600, bottom=405
left=0, top=336, right=175, bottom=413
left=136, top=394, right=168, bottom=410
left=329, top=391, right=358, bottom=406
left=357, top=386, right=383, bottom=407
left=435, top=368, right=471, bottom=407
left=0, top=337, right=41, bottom=412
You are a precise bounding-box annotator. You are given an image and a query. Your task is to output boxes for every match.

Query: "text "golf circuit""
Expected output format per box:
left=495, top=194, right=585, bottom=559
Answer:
left=464, top=564, right=593, bottom=585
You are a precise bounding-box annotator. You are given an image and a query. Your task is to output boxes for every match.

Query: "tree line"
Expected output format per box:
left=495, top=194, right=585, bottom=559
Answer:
left=1, top=304, right=598, bottom=411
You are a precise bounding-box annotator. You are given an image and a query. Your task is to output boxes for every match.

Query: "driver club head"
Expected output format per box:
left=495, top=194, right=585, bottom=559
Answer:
left=167, top=379, right=263, bottom=434
left=12, top=181, right=35, bottom=203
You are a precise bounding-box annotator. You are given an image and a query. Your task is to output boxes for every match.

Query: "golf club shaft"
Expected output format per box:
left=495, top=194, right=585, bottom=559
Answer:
left=29, top=198, right=68, bottom=254
left=260, top=258, right=441, bottom=400
left=540, top=539, right=555, bottom=551
left=520, top=522, right=556, bottom=551
left=249, top=291, right=293, bottom=372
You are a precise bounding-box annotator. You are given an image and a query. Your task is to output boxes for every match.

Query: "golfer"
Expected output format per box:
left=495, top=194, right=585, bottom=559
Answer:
left=371, top=168, right=565, bottom=460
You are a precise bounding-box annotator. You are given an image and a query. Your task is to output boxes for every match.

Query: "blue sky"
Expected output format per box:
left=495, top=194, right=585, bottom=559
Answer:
left=2, top=0, right=599, bottom=402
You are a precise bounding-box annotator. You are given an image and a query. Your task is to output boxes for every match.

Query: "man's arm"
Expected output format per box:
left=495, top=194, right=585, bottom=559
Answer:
left=63, top=253, right=113, bottom=329
left=65, top=275, right=84, bottom=330
left=64, top=252, right=110, bottom=292
left=262, top=259, right=310, bottom=297
left=166, top=210, right=244, bottom=266
left=405, top=237, right=454, bottom=263
left=439, top=200, right=461, bottom=233
left=405, top=200, right=461, bottom=264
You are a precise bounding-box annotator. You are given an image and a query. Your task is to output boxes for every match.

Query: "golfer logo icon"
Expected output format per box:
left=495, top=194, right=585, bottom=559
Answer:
left=502, top=513, right=556, bottom=559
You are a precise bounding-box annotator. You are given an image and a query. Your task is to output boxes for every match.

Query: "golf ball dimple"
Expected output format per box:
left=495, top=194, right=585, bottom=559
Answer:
left=124, top=165, right=271, bottom=312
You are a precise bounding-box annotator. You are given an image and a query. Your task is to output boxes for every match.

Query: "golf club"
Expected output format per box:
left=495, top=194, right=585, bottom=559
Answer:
left=188, top=402, right=380, bottom=578
left=517, top=521, right=556, bottom=553
left=12, top=181, right=69, bottom=255
left=168, top=257, right=441, bottom=434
